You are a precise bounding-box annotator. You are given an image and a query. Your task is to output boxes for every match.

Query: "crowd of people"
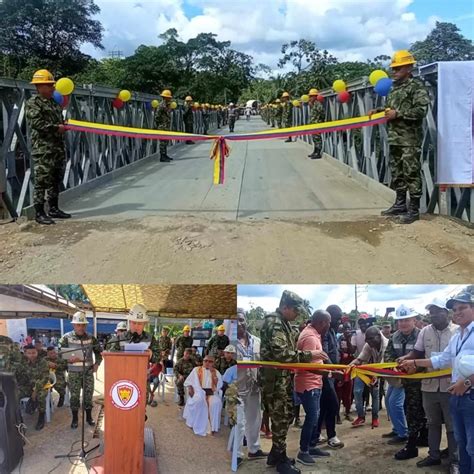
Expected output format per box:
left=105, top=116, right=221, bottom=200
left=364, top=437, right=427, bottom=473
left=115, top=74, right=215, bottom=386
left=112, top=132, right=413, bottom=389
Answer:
left=236, top=289, right=474, bottom=474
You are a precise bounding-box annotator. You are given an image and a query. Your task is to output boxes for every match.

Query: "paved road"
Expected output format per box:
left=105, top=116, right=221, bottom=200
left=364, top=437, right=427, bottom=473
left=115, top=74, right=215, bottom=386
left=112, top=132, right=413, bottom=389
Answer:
left=64, top=116, right=391, bottom=221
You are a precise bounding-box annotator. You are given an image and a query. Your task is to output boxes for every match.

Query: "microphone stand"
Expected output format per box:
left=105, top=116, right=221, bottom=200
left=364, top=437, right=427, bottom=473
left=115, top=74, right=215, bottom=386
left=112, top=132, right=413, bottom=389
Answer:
left=55, top=340, right=99, bottom=464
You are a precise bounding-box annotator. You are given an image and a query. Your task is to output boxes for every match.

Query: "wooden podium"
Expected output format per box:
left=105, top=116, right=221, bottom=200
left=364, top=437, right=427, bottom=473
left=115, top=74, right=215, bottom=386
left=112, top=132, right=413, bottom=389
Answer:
left=90, top=351, right=156, bottom=474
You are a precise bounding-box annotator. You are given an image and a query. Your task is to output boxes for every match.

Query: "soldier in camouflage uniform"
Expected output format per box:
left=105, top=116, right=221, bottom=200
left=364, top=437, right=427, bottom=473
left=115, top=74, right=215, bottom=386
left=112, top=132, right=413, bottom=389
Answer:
left=46, top=346, right=68, bottom=407
left=157, top=327, right=172, bottom=362
left=174, top=325, right=193, bottom=360
left=174, top=348, right=196, bottom=406
left=385, top=305, right=426, bottom=461
left=191, top=346, right=203, bottom=366
left=260, top=290, right=321, bottom=474
left=206, top=325, right=230, bottom=356
left=26, top=69, right=71, bottom=225
left=228, top=104, right=237, bottom=132
left=202, top=104, right=210, bottom=135
left=281, top=92, right=293, bottom=143
left=154, top=89, right=173, bottom=162
left=0, top=335, right=22, bottom=371
left=214, top=344, right=237, bottom=375
left=35, top=340, right=48, bottom=359
left=59, top=311, right=102, bottom=429
left=369, top=50, right=430, bottom=224
left=308, top=89, right=325, bottom=159
left=14, top=344, right=50, bottom=430
left=183, top=96, right=195, bottom=145
left=275, top=99, right=283, bottom=129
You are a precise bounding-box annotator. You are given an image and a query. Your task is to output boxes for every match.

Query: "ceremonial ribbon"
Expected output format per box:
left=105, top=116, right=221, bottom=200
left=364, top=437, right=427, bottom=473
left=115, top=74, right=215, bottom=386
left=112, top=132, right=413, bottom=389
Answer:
left=237, top=360, right=452, bottom=386
left=65, top=112, right=387, bottom=185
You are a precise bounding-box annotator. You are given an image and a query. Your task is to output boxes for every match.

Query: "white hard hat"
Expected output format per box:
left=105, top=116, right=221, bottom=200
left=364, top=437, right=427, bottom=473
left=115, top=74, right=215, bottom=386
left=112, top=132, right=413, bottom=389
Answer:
left=116, top=321, right=127, bottom=331
left=223, top=345, right=236, bottom=354
left=457, top=354, right=474, bottom=378
left=229, top=102, right=234, bottom=106
left=71, top=311, right=88, bottom=324
left=394, top=304, right=418, bottom=320
left=425, top=298, right=448, bottom=311
left=128, top=304, right=149, bottom=323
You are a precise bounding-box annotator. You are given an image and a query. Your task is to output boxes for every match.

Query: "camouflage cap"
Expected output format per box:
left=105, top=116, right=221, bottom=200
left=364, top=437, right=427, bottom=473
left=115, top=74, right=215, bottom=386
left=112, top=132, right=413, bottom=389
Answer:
left=279, top=290, right=308, bottom=317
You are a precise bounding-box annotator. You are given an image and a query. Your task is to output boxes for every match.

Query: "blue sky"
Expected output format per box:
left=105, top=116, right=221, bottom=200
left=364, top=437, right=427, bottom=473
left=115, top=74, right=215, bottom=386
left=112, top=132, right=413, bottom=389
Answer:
left=237, top=284, right=466, bottom=317
left=83, top=0, right=473, bottom=67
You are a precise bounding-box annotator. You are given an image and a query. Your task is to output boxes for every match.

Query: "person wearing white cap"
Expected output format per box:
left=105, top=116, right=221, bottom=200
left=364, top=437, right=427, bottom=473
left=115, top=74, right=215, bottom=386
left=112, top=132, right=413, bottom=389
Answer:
left=59, top=311, right=102, bottom=429
left=384, top=305, right=426, bottom=461
left=400, top=292, right=474, bottom=474
left=397, top=298, right=458, bottom=469
left=214, top=344, right=237, bottom=375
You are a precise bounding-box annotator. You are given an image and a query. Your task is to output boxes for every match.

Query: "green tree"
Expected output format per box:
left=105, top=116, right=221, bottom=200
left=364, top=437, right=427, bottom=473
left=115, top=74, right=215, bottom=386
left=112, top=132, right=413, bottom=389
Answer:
left=47, top=285, right=89, bottom=304
left=0, top=0, right=104, bottom=77
left=410, top=22, right=474, bottom=65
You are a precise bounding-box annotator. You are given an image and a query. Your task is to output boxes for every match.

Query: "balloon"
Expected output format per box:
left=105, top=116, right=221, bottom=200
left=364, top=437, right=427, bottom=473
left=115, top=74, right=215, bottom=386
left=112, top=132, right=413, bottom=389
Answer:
left=55, top=77, right=75, bottom=95
left=112, top=98, right=124, bottom=109
left=292, top=99, right=300, bottom=107
left=53, top=91, right=64, bottom=105
left=118, top=89, right=131, bottom=102
left=369, top=69, right=388, bottom=86
left=300, top=94, right=309, bottom=103
left=374, top=77, right=393, bottom=97
left=170, top=101, right=177, bottom=109
left=337, top=91, right=351, bottom=103
left=151, top=99, right=159, bottom=108
left=333, top=79, right=346, bottom=93
left=316, top=95, right=325, bottom=103
left=62, top=95, right=70, bottom=108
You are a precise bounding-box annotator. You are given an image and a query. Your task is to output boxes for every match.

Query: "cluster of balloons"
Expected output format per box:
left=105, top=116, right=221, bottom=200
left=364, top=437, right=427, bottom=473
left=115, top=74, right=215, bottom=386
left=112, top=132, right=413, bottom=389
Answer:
left=53, top=78, right=75, bottom=108
left=292, top=99, right=301, bottom=107
left=369, top=69, right=392, bottom=97
left=332, top=79, right=351, bottom=103
left=112, top=89, right=132, bottom=109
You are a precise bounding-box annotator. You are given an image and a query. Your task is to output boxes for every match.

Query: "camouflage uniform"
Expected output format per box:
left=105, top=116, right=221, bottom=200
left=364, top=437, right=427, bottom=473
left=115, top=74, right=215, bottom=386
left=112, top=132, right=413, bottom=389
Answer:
left=37, top=349, right=48, bottom=359
left=270, top=106, right=276, bottom=127
left=154, top=102, right=172, bottom=157
left=260, top=291, right=312, bottom=459
left=46, top=355, right=68, bottom=397
left=174, top=357, right=195, bottom=397
left=191, top=351, right=203, bottom=366
left=206, top=334, right=230, bottom=356
left=214, top=356, right=236, bottom=375
left=183, top=103, right=194, bottom=134
left=228, top=108, right=237, bottom=132
left=379, top=77, right=429, bottom=199
left=157, top=335, right=172, bottom=359
left=275, top=104, right=283, bottom=128
left=310, top=100, right=325, bottom=151
left=25, top=95, right=66, bottom=207
left=59, top=331, right=102, bottom=411
left=14, top=355, right=50, bottom=413
left=0, top=335, right=22, bottom=371
left=202, top=108, right=210, bottom=135
left=282, top=101, right=293, bottom=128
left=225, top=382, right=239, bottom=426
left=385, top=328, right=426, bottom=443
left=174, top=334, right=193, bottom=360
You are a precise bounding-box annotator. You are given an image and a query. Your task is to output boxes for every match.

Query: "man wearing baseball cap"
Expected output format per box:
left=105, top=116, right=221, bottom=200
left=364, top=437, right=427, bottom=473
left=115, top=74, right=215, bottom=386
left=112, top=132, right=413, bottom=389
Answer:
left=400, top=292, right=474, bottom=474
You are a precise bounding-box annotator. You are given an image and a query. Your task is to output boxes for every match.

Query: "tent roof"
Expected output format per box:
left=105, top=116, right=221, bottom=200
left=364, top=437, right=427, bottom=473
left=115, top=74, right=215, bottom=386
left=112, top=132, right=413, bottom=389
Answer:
left=81, top=285, right=236, bottom=319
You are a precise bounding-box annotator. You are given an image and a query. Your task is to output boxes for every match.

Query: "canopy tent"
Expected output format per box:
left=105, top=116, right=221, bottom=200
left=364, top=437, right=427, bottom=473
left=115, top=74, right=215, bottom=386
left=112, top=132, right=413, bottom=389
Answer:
left=245, top=99, right=257, bottom=108
left=81, top=285, right=236, bottom=319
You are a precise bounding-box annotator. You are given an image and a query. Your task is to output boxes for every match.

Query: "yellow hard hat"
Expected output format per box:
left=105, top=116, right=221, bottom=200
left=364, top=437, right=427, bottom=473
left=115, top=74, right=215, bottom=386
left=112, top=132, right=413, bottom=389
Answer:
left=309, top=88, right=318, bottom=96
left=206, top=103, right=210, bottom=107
left=161, top=89, right=172, bottom=98
left=31, top=69, right=55, bottom=85
left=281, top=92, right=290, bottom=98
left=275, top=98, right=281, bottom=103
left=390, top=50, right=416, bottom=68
left=183, top=325, right=191, bottom=332
left=185, top=95, right=193, bottom=101
left=217, top=325, right=225, bottom=331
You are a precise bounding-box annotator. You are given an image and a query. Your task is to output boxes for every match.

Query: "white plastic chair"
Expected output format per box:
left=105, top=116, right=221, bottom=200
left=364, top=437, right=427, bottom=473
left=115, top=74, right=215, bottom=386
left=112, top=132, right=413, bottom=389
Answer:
left=227, top=425, right=239, bottom=472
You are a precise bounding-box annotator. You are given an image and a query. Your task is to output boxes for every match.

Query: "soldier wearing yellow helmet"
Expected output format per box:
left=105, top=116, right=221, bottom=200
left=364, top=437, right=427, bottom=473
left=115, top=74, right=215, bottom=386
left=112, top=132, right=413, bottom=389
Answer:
left=154, top=89, right=174, bottom=162
left=202, top=103, right=210, bottom=135
left=174, top=324, right=194, bottom=360
left=368, top=50, right=430, bottom=224
left=26, top=69, right=70, bottom=225
left=183, top=95, right=195, bottom=145
left=308, top=88, right=324, bottom=159
left=281, top=92, right=293, bottom=142
left=205, top=324, right=230, bottom=356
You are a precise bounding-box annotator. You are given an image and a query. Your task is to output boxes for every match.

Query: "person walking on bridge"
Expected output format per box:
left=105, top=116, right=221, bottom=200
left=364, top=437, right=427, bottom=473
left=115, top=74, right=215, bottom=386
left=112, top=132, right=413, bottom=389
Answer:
left=307, top=89, right=324, bottom=160
left=155, top=89, right=174, bottom=162
left=26, top=69, right=71, bottom=225
left=369, top=50, right=430, bottom=224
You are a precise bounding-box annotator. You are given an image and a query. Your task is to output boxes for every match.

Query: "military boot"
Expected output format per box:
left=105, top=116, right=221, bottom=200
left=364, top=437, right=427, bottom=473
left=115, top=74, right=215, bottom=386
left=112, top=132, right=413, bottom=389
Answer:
left=178, top=395, right=185, bottom=407
left=399, top=197, right=420, bottom=224
left=308, top=144, right=321, bottom=159
left=394, top=437, right=418, bottom=460
left=277, top=458, right=301, bottom=474
left=165, top=154, right=173, bottom=161
left=35, top=203, right=55, bottom=225
left=48, top=196, right=71, bottom=219
left=160, top=153, right=171, bottom=163
left=57, top=394, right=65, bottom=408
left=35, top=412, right=45, bottom=431
left=267, top=447, right=282, bottom=466
left=381, top=190, right=407, bottom=216
left=284, top=137, right=292, bottom=143
left=86, top=409, right=95, bottom=426
left=71, top=410, right=79, bottom=429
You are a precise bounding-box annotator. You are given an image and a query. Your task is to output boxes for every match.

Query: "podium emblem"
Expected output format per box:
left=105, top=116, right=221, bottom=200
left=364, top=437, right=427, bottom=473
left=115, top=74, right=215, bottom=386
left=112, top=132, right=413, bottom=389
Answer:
left=110, top=380, right=140, bottom=410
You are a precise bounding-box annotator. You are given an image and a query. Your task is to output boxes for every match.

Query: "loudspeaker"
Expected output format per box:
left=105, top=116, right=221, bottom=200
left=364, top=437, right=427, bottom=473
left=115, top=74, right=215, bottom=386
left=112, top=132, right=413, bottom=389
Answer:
left=0, top=372, right=24, bottom=474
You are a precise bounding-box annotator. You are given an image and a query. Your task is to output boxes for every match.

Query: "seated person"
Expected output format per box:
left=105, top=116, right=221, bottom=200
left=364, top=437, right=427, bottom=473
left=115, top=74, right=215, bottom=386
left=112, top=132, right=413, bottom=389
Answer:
left=15, top=344, right=50, bottom=430
left=175, top=348, right=196, bottom=406
left=147, top=361, right=162, bottom=407
left=46, top=346, right=68, bottom=407
left=214, top=344, right=237, bottom=375
left=183, top=355, right=223, bottom=436
left=191, top=346, right=203, bottom=366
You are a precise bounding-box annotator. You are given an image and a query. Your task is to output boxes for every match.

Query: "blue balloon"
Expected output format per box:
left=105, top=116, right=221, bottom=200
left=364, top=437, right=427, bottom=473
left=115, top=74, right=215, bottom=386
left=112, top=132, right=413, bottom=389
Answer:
left=374, top=77, right=393, bottom=97
left=53, top=91, right=64, bottom=105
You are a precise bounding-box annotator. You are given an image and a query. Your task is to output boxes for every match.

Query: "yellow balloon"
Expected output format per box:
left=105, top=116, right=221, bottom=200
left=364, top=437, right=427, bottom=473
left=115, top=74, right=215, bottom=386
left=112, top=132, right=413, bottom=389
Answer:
left=170, top=101, right=177, bottom=109
left=151, top=99, right=159, bottom=108
left=292, top=99, right=301, bottom=107
left=55, top=77, right=74, bottom=95
left=369, top=69, right=388, bottom=86
left=118, top=89, right=131, bottom=102
left=333, top=79, right=346, bottom=93
left=300, top=94, right=309, bottom=103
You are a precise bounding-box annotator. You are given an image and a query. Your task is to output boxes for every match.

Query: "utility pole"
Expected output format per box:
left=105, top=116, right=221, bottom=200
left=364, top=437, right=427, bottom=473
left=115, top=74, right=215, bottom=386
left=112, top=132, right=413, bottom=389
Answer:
left=354, top=284, right=358, bottom=312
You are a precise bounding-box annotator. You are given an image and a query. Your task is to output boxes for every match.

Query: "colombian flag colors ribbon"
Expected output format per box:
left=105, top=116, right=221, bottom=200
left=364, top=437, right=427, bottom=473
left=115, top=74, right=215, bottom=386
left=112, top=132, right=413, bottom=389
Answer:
left=65, top=112, right=387, bottom=185
left=238, top=360, right=452, bottom=386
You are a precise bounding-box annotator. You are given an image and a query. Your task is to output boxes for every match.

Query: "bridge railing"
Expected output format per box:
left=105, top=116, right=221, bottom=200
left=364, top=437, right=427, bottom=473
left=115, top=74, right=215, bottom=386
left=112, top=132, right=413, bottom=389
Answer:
left=291, top=63, right=471, bottom=223
left=0, top=78, right=217, bottom=217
